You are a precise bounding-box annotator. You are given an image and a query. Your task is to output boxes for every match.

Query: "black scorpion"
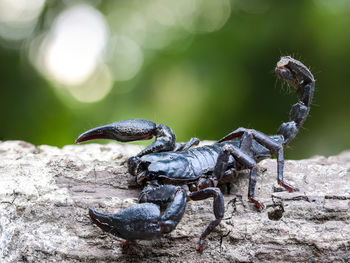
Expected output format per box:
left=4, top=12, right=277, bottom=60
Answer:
left=76, top=56, right=315, bottom=252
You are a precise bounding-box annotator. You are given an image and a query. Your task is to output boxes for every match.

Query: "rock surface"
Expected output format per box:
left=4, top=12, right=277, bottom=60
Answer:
left=0, top=140, right=349, bottom=262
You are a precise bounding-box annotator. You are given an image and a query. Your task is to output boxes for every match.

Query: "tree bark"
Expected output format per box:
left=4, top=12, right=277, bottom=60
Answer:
left=0, top=141, right=349, bottom=262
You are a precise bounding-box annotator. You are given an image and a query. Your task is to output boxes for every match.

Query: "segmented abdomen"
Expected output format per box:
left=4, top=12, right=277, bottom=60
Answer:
left=186, top=145, right=223, bottom=177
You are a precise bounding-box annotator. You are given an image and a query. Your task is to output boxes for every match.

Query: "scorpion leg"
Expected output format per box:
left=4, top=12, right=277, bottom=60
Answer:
left=75, top=119, right=176, bottom=175
left=215, top=140, right=265, bottom=209
left=218, top=128, right=298, bottom=192
left=244, top=129, right=298, bottom=192
left=235, top=132, right=266, bottom=208
left=188, top=187, right=224, bottom=253
left=213, top=131, right=254, bottom=181
left=89, top=185, right=186, bottom=246
left=174, top=137, right=200, bottom=152
left=217, top=127, right=246, bottom=143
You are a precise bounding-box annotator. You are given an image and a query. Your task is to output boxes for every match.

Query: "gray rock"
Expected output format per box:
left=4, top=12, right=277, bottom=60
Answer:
left=0, top=141, right=349, bottom=262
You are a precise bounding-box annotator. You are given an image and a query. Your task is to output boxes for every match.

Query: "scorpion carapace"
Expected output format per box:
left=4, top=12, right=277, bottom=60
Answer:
left=76, top=56, right=315, bottom=252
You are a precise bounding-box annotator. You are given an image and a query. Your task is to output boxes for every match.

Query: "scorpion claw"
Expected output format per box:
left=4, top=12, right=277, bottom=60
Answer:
left=88, top=203, right=165, bottom=241
left=76, top=119, right=177, bottom=163
left=89, top=208, right=113, bottom=233
left=76, top=119, right=158, bottom=144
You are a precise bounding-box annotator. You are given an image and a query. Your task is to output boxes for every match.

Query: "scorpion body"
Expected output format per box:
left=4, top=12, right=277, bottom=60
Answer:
left=137, top=137, right=281, bottom=183
left=76, top=56, right=315, bottom=252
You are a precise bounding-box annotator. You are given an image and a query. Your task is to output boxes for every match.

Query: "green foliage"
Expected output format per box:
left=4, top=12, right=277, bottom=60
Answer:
left=0, top=0, right=349, bottom=159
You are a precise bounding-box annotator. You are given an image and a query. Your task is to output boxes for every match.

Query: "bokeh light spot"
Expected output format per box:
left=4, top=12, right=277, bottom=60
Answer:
left=41, top=4, right=109, bottom=86
left=106, top=8, right=147, bottom=46
left=313, top=0, right=350, bottom=13
left=152, top=65, right=207, bottom=131
left=0, top=0, right=45, bottom=42
left=147, top=0, right=176, bottom=27
left=179, top=0, right=231, bottom=33
left=105, top=35, right=143, bottom=82
left=67, top=62, right=113, bottom=103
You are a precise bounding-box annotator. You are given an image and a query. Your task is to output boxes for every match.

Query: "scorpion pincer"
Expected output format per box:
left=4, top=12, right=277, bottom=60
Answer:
left=76, top=56, right=315, bottom=252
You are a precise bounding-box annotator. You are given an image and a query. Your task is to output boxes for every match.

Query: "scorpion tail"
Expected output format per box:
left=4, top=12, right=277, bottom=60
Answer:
left=275, top=56, right=315, bottom=145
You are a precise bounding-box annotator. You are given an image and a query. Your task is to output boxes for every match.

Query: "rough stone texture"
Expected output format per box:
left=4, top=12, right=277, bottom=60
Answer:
left=0, top=140, right=349, bottom=263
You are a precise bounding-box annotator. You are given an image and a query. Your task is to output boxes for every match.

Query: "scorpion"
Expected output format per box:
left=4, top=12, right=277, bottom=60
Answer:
left=75, top=56, right=315, bottom=252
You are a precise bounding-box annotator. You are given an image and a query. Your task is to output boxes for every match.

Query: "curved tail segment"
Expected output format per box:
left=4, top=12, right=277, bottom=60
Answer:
left=275, top=56, right=315, bottom=145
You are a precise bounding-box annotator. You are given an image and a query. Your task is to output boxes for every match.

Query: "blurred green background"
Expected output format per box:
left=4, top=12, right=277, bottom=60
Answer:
left=0, top=0, right=349, bottom=159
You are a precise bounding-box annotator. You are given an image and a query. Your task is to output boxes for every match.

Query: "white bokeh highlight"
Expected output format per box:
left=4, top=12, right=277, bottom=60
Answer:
left=42, top=4, right=109, bottom=86
left=0, top=0, right=45, bottom=42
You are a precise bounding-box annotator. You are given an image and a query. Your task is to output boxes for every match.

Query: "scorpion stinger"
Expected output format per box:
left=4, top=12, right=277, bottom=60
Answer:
left=275, top=56, right=315, bottom=145
left=76, top=56, right=315, bottom=252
